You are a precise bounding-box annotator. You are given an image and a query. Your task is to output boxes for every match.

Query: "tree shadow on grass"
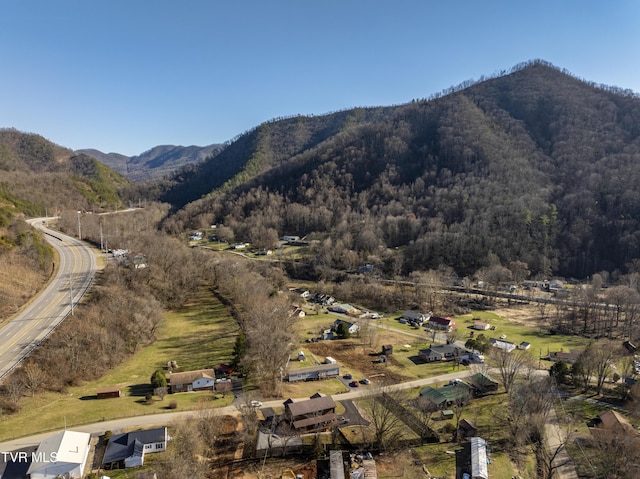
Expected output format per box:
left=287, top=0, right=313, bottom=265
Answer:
left=408, top=355, right=427, bottom=365
left=128, top=383, right=153, bottom=397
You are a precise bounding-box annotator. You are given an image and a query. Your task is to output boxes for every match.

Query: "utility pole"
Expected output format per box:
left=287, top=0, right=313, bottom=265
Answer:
left=69, top=281, right=74, bottom=316
left=77, top=211, right=82, bottom=240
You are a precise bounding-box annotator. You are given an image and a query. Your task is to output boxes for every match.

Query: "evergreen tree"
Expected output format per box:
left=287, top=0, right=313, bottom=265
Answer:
left=150, top=369, right=167, bottom=389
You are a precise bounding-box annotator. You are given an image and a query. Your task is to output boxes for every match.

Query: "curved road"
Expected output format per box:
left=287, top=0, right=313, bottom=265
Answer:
left=0, top=218, right=98, bottom=381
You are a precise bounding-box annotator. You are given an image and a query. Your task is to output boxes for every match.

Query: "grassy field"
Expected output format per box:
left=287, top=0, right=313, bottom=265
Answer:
left=0, top=287, right=239, bottom=441
left=453, top=308, right=593, bottom=361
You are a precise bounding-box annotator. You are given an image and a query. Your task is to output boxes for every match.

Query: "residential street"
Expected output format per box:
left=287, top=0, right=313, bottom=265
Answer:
left=544, top=402, right=579, bottom=479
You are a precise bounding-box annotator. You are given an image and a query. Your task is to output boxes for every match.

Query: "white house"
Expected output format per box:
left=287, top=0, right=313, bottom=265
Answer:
left=329, top=303, right=361, bottom=316
left=27, top=430, right=91, bottom=479
left=490, top=338, right=516, bottom=353
left=333, top=319, right=360, bottom=335
left=401, top=311, right=431, bottom=323
left=169, top=369, right=216, bottom=393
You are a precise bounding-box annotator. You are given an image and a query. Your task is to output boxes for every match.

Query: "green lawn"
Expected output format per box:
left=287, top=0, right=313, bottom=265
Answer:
left=0, top=288, right=238, bottom=441
left=454, top=310, right=593, bottom=360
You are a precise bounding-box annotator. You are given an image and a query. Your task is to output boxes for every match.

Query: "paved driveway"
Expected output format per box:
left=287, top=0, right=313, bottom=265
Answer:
left=338, top=399, right=370, bottom=427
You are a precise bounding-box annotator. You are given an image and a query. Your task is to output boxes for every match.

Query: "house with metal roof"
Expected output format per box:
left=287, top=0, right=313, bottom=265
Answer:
left=428, top=316, right=455, bottom=331
left=467, top=372, right=499, bottom=394
left=287, top=362, right=340, bottom=382
left=330, top=450, right=346, bottom=479
left=419, top=381, right=474, bottom=408
left=27, top=430, right=91, bottom=479
left=470, top=437, right=489, bottom=479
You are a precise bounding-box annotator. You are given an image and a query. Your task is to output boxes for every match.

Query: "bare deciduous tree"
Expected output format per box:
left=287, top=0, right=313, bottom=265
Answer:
left=21, top=363, right=47, bottom=397
left=362, top=388, right=406, bottom=451
left=490, top=348, right=531, bottom=394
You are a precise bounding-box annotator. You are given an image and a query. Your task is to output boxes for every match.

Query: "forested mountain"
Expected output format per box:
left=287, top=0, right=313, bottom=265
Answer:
left=0, top=129, right=129, bottom=319
left=79, top=143, right=223, bottom=182
left=161, top=60, right=640, bottom=280
left=0, top=128, right=128, bottom=216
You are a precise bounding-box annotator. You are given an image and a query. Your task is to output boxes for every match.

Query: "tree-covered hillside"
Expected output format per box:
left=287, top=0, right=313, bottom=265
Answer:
left=0, top=129, right=130, bottom=319
left=0, top=128, right=129, bottom=213
left=161, top=61, right=640, bottom=279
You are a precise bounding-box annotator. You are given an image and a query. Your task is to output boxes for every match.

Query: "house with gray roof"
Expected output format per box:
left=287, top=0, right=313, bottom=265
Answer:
left=419, top=344, right=467, bottom=362
left=103, top=427, right=167, bottom=469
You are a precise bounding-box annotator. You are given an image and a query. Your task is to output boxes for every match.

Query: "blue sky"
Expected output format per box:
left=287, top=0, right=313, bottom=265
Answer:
left=1, top=1, right=639, bottom=156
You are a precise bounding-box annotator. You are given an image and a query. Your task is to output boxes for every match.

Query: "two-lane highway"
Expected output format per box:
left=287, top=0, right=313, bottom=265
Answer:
left=0, top=218, right=98, bottom=381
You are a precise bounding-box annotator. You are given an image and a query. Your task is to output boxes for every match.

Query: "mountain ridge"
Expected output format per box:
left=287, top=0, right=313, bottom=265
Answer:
left=78, top=143, right=223, bottom=182
left=158, top=60, right=640, bottom=279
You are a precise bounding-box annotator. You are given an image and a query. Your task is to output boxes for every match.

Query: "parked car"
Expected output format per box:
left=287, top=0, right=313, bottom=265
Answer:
left=499, top=334, right=507, bottom=340
left=343, top=373, right=353, bottom=380
left=360, top=378, right=371, bottom=385
left=250, top=400, right=262, bottom=408
left=349, top=381, right=360, bottom=387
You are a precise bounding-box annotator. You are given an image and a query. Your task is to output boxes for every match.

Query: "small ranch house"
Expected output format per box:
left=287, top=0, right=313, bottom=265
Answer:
left=490, top=338, right=516, bottom=353
left=169, top=368, right=216, bottom=393
left=472, top=321, right=490, bottom=331
left=419, top=344, right=467, bottom=362
left=329, top=303, right=361, bottom=316
left=401, top=311, right=431, bottom=323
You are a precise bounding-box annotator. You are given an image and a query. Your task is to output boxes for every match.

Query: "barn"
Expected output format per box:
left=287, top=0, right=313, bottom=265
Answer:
left=97, top=386, right=123, bottom=399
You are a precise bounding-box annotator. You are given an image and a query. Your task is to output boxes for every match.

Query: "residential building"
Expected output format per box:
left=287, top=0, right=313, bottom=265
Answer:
left=419, top=344, right=466, bottom=362
left=333, top=318, right=360, bottom=334
left=27, top=430, right=91, bottom=479
left=169, top=368, right=215, bottom=393
left=401, top=311, right=431, bottom=323
left=472, top=321, right=490, bottom=330
left=419, top=381, right=474, bottom=408
left=428, top=316, right=455, bottom=331
left=287, top=363, right=340, bottom=382
left=329, top=304, right=361, bottom=316
left=548, top=349, right=582, bottom=364
left=470, top=437, right=489, bottom=479
left=284, top=395, right=337, bottom=432
left=489, top=338, right=516, bottom=353
left=103, top=427, right=167, bottom=469
left=330, top=450, right=346, bottom=479
left=467, top=373, right=499, bottom=394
